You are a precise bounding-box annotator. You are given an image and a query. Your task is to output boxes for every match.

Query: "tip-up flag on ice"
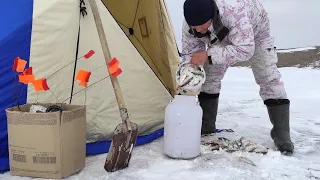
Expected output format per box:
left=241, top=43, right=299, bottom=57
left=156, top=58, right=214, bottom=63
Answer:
left=108, top=58, right=122, bottom=77
left=18, top=67, right=35, bottom=84
left=84, top=50, right=95, bottom=59
left=76, top=70, right=91, bottom=87
left=33, top=78, right=50, bottom=92
left=12, top=57, right=27, bottom=72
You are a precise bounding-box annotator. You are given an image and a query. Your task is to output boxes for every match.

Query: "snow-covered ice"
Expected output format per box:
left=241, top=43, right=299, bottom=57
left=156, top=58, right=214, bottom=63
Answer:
left=277, top=47, right=317, bottom=53
left=1, top=67, right=319, bottom=180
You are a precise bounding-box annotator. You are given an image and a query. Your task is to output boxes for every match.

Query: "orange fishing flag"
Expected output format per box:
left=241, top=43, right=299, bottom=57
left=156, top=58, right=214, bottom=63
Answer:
left=108, top=58, right=122, bottom=77
left=12, top=57, right=27, bottom=72
left=33, top=78, right=49, bottom=92
left=76, top=69, right=91, bottom=87
left=84, top=50, right=95, bottom=59
left=18, top=67, right=34, bottom=84
left=19, top=74, right=35, bottom=84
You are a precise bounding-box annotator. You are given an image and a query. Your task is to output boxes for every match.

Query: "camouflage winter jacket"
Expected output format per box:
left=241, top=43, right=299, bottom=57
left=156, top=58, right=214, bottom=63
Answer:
left=181, top=0, right=272, bottom=65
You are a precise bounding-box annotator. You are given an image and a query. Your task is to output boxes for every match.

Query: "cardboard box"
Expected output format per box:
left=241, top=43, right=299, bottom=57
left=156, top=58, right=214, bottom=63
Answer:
left=6, top=103, right=86, bottom=179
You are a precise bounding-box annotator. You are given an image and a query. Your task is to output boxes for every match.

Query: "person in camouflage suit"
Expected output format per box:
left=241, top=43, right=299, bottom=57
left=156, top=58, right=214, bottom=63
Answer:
left=182, top=0, right=294, bottom=154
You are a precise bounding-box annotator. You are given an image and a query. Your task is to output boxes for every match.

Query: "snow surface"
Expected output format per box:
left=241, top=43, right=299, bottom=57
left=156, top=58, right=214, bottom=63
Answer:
left=1, top=67, right=319, bottom=180
left=277, top=47, right=317, bottom=53
left=166, top=0, right=320, bottom=50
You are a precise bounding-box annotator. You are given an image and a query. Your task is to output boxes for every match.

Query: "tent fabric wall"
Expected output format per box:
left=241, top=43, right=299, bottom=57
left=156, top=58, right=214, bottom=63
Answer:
left=102, top=0, right=180, bottom=96
left=65, top=0, right=178, bottom=143
left=0, top=0, right=180, bottom=172
left=27, top=0, right=80, bottom=105
left=0, top=0, right=33, bottom=171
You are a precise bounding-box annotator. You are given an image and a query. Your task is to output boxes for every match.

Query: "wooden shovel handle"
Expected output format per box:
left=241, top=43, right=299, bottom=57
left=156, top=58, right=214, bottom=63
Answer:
left=88, top=0, right=129, bottom=125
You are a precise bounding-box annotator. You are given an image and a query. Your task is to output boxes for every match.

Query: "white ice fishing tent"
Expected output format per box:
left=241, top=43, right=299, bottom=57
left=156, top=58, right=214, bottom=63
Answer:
left=26, top=0, right=180, bottom=153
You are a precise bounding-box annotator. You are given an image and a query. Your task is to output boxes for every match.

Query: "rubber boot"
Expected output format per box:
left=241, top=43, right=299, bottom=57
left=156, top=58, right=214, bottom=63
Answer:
left=264, top=99, right=294, bottom=154
left=198, top=92, right=219, bottom=135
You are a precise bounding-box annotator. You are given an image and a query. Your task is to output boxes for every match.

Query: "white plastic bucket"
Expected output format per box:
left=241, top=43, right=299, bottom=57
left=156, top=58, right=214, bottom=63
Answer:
left=163, top=95, right=203, bottom=159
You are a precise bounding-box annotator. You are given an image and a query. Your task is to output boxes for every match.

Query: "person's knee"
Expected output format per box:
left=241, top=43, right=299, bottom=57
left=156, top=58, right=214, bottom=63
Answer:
left=201, top=81, right=222, bottom=94
left=259, top=82, right=287, bottom=101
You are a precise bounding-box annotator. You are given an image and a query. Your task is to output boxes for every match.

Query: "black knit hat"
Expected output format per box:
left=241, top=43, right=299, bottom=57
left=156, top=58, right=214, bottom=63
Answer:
left=183, top=0, right=214, bottom=26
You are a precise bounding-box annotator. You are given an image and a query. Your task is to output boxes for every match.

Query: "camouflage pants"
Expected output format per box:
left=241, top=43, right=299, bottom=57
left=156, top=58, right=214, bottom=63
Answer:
left=201, top=37, right=287, bottom=101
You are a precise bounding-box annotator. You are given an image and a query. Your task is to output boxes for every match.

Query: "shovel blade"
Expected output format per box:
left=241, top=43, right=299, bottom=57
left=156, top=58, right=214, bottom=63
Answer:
left=104, top=121, right=138, bottom=172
